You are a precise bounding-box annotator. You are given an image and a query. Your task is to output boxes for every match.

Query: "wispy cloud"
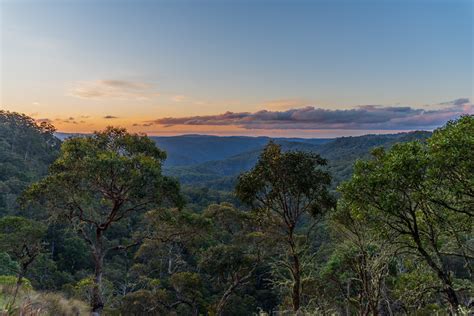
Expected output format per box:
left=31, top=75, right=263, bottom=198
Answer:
left=171, top=95, right=186, bottom=102
left=103, top=115, right=118, bottom=119
left=144, top=98, right=472, bottom=130
left=263, top=98, right=313, bottom=110
left=55, top=117, right=79, bottom=124
left=70, top=79, right=159, bottom=100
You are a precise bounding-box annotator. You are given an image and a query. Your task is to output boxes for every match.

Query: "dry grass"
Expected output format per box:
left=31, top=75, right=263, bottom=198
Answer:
left=0, top=285, right=90, bottom=316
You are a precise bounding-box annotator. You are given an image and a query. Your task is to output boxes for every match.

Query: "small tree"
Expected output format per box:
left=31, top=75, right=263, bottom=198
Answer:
left=236, top=142, right=334, bottom=311
left=0, top=216, right=46, bottom=307
left=24, top=127, right=182, bottom=315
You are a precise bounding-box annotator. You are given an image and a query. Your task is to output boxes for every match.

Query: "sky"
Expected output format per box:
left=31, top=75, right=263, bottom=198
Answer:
left=0, top=0, right=473, bottom=137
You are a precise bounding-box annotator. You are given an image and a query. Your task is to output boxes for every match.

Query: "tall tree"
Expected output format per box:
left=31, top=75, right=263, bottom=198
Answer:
left=339, top=127, right=472, bottom=313
left=236, top=142, right=334, bottom=311
left=426, top=115, right=474, bottom=280
left=24, top=127, right=183, bottom=315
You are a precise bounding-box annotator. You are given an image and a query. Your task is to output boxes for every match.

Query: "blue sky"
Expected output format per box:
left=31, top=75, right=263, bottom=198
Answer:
left=1, top=0, right=472, bottom=136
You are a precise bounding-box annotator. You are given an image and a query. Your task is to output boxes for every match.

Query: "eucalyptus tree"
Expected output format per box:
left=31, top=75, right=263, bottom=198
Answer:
left=24, top=127, right=183, bottom=315
left=236, top=142, right=334, bottom=311
left=339, top=118, right=473, bottom=313
left=426, top=115, right=474, bottom=277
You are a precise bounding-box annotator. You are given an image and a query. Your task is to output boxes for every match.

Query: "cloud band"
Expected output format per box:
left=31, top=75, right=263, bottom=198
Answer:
left=144, top=99, right=472, bottom=130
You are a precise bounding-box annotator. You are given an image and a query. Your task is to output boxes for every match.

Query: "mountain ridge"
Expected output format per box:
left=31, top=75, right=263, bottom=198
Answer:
left=162, top=131, right=432, bottom=190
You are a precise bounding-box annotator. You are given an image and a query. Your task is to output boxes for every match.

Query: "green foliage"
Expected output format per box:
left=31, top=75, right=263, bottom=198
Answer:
left=72, top=276, right=115, bottom=306
left=427, top=115, right=474, bottom=217
left=236, top=142, right=334, bottom=217
left=0, top=111, right=60, bottom=216
left=0, top=276, right=32, bottom=289
left=23, top=126, right=183, bottom=313
left=339, top=116, right=473, bottom=311
left=0, top=253, right=19, bottom=276
left=236, top=142, right=335, bottom=312
left=26, top=254, right=74, bottom=291
left=0, top=216, right=46, bottom=273
left=120, top=289, right=169, bottom=315
left=25, top=126, right=183, bottom=225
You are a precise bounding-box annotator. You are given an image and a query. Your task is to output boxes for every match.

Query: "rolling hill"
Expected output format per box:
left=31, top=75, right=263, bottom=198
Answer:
left=151, top=135, right=330, bottom=166
left=164, top=131, right=432, bottom=191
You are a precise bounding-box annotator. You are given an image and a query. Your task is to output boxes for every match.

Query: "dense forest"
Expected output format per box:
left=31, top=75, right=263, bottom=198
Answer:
left=0, top=110, right=472, bottom=315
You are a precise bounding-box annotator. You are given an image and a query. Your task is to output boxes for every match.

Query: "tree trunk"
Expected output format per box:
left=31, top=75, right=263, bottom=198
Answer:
left=287, top=226, right=301, bottom=312
left=192, top=304, right=199, bottom=316
left=415, top=239, right=459, bottom=312
left=216, top=288, right=233, bottom=316
left=346, top=279, right=351, bottom=316
left=444, top=283, right=459, bottom=315
left=216, top=270, right=254, bottom=316
left=292, top=253, right=301, bottom=312
left=8, top=273, right=23, bottom=309
left=91, top=230, right=105, bottom=315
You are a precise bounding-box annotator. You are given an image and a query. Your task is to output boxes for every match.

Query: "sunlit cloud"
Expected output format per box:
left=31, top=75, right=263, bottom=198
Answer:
left=70, top=79, right=160, bottom=100
left=144, top=98, right=472, bottom=130
left=263, top=98, right=313, bottom=110
left=171, top=95, right=186, bottom=102
left=55, top=117, right=79, bottom=124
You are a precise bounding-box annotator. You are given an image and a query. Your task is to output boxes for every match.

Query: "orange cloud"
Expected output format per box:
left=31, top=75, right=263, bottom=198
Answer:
left=70, top=79, right=159, bottom=100
left=263, top=98, right=313, bottom=110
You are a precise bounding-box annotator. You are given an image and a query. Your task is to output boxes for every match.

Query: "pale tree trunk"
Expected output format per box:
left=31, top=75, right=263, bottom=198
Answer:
left=288, top=227, right=301, bottom=312
left=292, top=254, right=301, bottom=312
left=91, top=230, right=105, bottom=316
left=216, top=270, right=254, bottom=316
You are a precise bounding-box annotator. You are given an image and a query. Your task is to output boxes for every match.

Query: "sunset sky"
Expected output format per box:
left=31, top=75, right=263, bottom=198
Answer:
left=1, top=0, right=472, bottom=137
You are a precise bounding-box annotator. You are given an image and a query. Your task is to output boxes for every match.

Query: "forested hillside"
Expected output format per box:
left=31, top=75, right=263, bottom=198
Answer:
left=153, top=135, right=329, bottom=167
left=0, top=111, right=472, bottom=315
left=166, top=131, right=431, bottom=191
left=0, top=112, right=61, bottom=216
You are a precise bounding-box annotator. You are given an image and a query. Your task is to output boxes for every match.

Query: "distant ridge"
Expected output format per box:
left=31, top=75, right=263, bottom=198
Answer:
left=163, top=131, right=432, bottom=190
left=151, top=134, right=331, bottom=166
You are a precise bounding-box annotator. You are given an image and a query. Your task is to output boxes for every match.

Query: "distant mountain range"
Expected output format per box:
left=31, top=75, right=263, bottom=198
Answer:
left=152, top=135, right=331, bottom=167
left=56, top=132, right=431, bottom=191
